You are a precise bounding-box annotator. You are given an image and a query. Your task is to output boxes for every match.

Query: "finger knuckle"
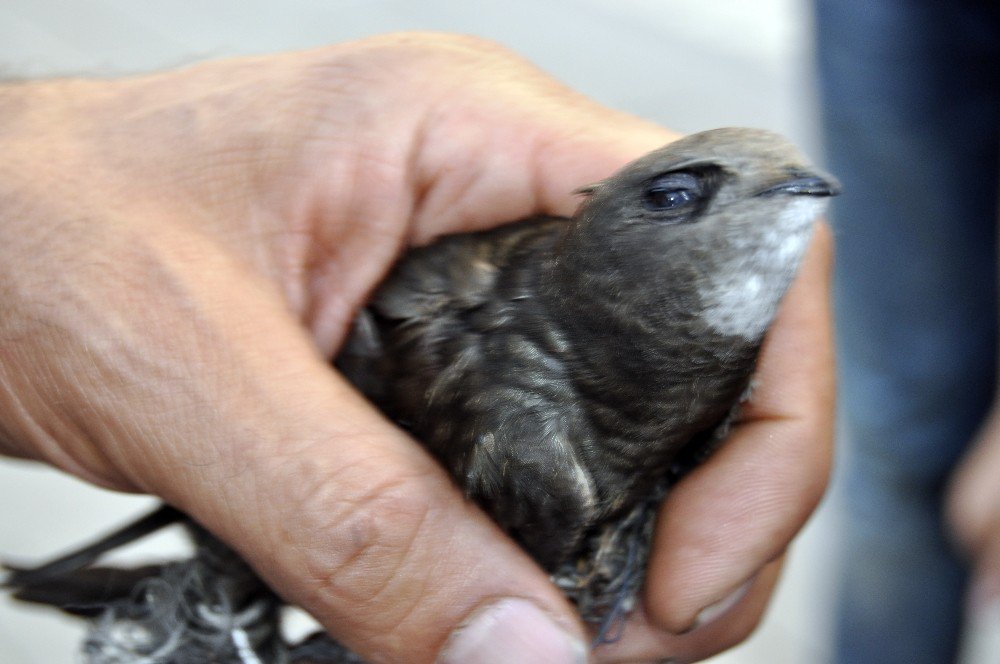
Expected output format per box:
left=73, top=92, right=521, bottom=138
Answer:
left=289, top=458, right=445, bottom=631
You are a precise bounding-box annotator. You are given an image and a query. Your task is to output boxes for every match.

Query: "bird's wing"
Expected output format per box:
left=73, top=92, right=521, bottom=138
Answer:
left=455, top=382, right=600, bottom=570
left=2, top=503, right=183, bottom=590
left=7, top=564, right=164, bottom=616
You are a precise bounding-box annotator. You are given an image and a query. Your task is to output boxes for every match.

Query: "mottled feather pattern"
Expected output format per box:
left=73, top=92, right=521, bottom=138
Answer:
left=339, top=217, right=600, bottom=570
left=4, top=128, right=838, bottom=663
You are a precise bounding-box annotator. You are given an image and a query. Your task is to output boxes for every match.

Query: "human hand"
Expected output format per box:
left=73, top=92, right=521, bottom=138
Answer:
left=0, top=33, right=834, bottom=663
left=948, top=401, right=1000, bottom=619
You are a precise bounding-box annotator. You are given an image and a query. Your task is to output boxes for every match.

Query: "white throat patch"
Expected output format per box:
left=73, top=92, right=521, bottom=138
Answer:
left=699, top=198, right=822, bottom=339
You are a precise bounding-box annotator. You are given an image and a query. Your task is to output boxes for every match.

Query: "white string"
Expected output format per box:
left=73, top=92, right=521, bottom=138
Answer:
left=230, top=628, right=264, bottom=664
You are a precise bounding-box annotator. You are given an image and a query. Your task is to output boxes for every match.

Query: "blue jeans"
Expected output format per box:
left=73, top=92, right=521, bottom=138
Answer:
left=814, top=1, right=1000, bottom=662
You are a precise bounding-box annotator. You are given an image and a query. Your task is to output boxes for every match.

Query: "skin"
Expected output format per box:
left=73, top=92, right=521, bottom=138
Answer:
left=948, top=400, right=1000, bottom=616
left=0, top=33, right=834, bottom=663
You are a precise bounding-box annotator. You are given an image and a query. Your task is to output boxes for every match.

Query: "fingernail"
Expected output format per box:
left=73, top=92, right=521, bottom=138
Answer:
left=438, top=598, right=587, bottom=664
left=689, top=577, right=756, bottom=631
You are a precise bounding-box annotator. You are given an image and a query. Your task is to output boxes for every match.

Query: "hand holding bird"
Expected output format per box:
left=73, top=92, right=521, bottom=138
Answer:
left=0, top=35, right=835, bottom=663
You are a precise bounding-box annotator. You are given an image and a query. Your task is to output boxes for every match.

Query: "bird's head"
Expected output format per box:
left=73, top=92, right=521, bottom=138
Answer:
left=563, top=127, right=839, bottom=341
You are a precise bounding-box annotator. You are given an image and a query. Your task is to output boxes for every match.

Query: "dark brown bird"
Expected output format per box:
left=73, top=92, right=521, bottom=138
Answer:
left=4, top=127, right=838, bottom=663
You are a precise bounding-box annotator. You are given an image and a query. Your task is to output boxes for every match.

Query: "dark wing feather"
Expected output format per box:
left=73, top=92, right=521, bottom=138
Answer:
left=336, top=217, right=601, bottom=568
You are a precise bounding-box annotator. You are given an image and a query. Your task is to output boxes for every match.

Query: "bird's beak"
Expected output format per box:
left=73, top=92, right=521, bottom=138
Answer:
left=757, top=172, right=841, bottom=197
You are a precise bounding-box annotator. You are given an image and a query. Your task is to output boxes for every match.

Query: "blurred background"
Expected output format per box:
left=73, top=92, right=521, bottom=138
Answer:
left=0, top=1, right=994, bottom=663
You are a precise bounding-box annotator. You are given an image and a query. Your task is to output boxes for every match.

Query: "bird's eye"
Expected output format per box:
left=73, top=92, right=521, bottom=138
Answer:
left=646, top=188, right=695, bottom=210
left=643, top=172, right=702, bottom=215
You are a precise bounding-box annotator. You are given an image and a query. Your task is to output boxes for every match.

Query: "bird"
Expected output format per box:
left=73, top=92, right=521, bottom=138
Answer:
left=3, top=127, right=838, bottom=663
